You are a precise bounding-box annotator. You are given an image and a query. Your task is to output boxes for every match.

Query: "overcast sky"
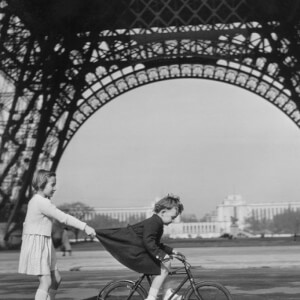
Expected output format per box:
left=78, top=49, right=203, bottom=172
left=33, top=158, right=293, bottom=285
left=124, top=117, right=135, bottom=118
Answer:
left=54, top=79, right=300, bottom=217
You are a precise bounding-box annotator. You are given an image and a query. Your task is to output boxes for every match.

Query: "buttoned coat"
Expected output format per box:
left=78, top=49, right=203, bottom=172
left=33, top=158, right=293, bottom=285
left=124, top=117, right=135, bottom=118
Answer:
left=96, top=214, right=173, bottom=275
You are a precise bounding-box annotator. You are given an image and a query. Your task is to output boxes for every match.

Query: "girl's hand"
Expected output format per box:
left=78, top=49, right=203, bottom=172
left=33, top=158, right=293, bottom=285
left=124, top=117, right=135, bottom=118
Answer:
left=84, top=225, right=96, bottom=238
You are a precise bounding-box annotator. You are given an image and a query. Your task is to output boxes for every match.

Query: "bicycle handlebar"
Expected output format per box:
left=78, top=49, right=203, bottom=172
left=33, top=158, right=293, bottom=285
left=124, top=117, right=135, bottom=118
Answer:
left=162, top=254, right=187, bottom=263
left=161, top=254, right=192, bottom=274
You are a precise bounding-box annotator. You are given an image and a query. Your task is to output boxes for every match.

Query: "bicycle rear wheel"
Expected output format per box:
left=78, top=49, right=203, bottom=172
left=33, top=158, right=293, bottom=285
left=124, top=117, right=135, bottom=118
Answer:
left=98, top=280, right=147, bottom=300
left=185, top=281, right=232, bottom=300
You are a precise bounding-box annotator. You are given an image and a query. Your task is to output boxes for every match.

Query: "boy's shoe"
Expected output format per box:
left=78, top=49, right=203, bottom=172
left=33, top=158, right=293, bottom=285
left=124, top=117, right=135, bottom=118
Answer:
left=163, top=289, right=182, bottom=300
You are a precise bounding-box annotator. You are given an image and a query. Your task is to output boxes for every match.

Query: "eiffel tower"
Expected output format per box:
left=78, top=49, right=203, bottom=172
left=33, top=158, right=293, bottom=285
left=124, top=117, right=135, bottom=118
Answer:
left=1, top=0, right=300, bottom=246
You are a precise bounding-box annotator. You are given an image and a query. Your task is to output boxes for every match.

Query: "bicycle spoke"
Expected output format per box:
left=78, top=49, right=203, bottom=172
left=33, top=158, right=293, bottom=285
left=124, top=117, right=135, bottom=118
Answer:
left=187, top=282, right=232, bottom=300
left=99, top=282, right=145, bottom=300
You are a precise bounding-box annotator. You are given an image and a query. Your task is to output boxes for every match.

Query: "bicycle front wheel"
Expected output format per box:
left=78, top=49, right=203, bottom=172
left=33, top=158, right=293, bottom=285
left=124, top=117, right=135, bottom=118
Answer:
left=185, top=281, right=232, bottom=300
left=98, top=280, right=147, bottom=300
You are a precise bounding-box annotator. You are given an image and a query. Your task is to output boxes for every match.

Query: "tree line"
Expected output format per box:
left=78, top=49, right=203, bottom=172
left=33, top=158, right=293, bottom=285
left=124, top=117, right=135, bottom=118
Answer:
left=52, top=202, right=300, bottom=245
left=245, top=208, right=300, bottom=235
left=52, top=202, right=146, bottom=246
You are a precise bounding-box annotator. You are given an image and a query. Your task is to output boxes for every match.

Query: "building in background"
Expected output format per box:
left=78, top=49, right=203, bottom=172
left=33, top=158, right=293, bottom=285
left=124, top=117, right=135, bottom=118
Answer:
left=216, top=194, right=300, bottom=232
left=84, top=206, right=153, bottom=222
left=85, top=200, right=183, bottom=223
left=89, top=195, right=300, bottom=238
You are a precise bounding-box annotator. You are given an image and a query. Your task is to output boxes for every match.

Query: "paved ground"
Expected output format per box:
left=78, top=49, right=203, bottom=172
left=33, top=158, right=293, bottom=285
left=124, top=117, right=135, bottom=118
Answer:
left=2, top=267, right=300, bottom=300
left=2, top=245, right=300, bottom=299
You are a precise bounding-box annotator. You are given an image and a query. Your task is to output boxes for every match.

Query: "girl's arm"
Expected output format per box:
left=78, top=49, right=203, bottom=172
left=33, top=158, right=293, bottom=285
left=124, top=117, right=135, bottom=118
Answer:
left=39, top=198, right=86, bottom=231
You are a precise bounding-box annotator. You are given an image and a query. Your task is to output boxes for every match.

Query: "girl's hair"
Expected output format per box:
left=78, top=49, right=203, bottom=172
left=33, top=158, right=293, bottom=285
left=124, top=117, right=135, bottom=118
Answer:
left=32, top=169, right=56, bottom=192
left=153, top=194, right=184, bottom=214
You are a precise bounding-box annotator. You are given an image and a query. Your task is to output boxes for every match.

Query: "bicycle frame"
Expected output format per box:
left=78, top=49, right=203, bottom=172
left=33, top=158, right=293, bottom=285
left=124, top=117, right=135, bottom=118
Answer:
left=129, top=257, right=204, bottom=300
left=164, top=257, right=204, bottom=300
left=99, top=256, right=232, bottom=300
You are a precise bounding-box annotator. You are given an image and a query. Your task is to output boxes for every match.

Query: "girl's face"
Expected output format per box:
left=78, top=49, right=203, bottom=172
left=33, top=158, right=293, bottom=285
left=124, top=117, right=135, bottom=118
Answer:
left=158, top=207, right=178, bottom=225
left=40, top=176, right=56, bottom=199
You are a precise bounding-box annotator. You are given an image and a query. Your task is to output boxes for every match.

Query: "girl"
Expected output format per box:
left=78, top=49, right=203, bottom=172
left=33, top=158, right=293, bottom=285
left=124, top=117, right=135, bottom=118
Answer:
left=18, top=169, right=96, bottom=300
left=97, top=195, right=185, bottom=300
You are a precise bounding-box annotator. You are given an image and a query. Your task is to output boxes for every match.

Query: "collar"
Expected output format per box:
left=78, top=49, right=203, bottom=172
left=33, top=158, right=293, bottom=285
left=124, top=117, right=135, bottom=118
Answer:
left=152, top=213, right=163, bottom=225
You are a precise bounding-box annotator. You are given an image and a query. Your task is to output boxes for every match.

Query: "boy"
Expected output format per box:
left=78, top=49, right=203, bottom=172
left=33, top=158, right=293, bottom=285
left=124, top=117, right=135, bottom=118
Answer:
left=97, top=194, right=185, bottom=300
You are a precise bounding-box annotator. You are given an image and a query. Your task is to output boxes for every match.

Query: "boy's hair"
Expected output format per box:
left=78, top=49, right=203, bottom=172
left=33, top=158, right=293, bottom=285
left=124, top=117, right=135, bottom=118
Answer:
left=153, top=194, right=184, bottom=214
left=32, top=169, right=56, bottom=192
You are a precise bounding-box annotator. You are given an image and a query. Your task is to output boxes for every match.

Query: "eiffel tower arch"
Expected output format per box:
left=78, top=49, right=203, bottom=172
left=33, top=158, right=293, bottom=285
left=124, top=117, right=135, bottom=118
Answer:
left=1, top=0, right=300, bottom=246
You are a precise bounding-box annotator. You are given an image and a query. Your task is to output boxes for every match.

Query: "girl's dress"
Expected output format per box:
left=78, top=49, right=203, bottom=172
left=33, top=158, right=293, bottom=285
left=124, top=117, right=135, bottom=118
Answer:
left=96, top=214, right=173, bottom=275
left=18, top=194, right=86, bottom=275
left=19, top=234, right=57, bottom=275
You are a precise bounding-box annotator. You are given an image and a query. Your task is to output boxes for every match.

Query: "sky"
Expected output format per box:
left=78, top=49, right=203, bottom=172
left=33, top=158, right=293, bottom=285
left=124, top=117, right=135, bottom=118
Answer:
left=54, top=79, right=300, bottom=217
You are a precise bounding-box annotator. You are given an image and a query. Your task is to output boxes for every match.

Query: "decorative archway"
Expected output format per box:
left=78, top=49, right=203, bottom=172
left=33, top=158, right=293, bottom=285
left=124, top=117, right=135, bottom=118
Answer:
left=1, top=0, right=300, bottom=243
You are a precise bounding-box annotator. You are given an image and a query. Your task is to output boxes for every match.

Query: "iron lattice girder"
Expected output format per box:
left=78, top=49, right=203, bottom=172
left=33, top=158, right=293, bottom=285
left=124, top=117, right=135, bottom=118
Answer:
left=25, top=23, right=292, bottom=135
left=0, top=11, right=299, bottom=149
left=6, top=0, right=300, bottom=34
left=1, top=9, right=300, bottom=167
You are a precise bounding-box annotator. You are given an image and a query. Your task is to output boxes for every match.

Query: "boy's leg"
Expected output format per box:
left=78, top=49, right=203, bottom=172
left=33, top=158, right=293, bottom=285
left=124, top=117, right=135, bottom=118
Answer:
left=161, top=261, right=182, bottom=300
left=146, top=262, right=171, bottom=300
left=35, top=288, right=49, bottom=300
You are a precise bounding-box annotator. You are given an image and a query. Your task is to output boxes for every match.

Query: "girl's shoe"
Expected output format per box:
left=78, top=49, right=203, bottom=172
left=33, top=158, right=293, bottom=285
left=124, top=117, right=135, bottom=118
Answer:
left=163, top=289, right=182, bottom=300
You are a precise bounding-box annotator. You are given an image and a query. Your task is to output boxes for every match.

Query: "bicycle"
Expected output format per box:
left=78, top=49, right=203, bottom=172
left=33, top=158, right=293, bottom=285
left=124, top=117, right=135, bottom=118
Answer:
left=97, top=255, right=233, bottom=300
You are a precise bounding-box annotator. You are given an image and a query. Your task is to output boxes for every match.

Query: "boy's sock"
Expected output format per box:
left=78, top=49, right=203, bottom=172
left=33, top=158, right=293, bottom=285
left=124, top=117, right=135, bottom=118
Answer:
left=48, top=288, right=57, bottom=300
left=145, top=296, right=156, bottom=300
left=145, top=287, right=159, bottom=300
left=163, top=288, right=182, bottom=300
left=35, top=289, right=49, bottom=300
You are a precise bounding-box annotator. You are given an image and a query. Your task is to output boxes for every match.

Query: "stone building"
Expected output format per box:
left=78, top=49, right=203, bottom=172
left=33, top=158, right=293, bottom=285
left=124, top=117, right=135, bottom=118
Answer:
left=89, top=195, right=300, bottom=238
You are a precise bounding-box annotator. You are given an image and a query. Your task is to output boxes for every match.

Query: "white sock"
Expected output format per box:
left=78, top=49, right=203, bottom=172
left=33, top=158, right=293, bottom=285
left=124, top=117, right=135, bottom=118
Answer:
left=145, top=296, right=157, bottom=300
left=48, top=288, right=57, bottom=300
left=146, top=287, right=159, bottom=300
left=35, top=289, right=49, bottom=300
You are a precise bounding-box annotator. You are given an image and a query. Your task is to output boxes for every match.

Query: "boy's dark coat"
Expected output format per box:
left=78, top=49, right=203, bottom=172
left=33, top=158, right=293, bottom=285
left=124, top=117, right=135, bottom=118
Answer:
left=96, top=214, right=173, bottom=275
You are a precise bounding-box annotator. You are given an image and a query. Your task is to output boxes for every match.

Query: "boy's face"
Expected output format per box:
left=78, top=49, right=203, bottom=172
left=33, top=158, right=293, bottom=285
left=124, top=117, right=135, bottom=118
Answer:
left=158, top=207, right=178, bottom=225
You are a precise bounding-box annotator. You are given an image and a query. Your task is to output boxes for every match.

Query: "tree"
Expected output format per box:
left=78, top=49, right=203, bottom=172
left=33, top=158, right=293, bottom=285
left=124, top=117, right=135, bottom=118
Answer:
left=244, top=215, right=273, bottom=234
left=58, top=202, right=94, bottom=219
left=55, top=202, right=95, bottom=242
left=88, top=213, right=145, bottom=230
left=245, top=209, right=300, bottom=236
left=272, top=209, right=300, bottom=234
left=181, top=213, right=199, bottom=222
